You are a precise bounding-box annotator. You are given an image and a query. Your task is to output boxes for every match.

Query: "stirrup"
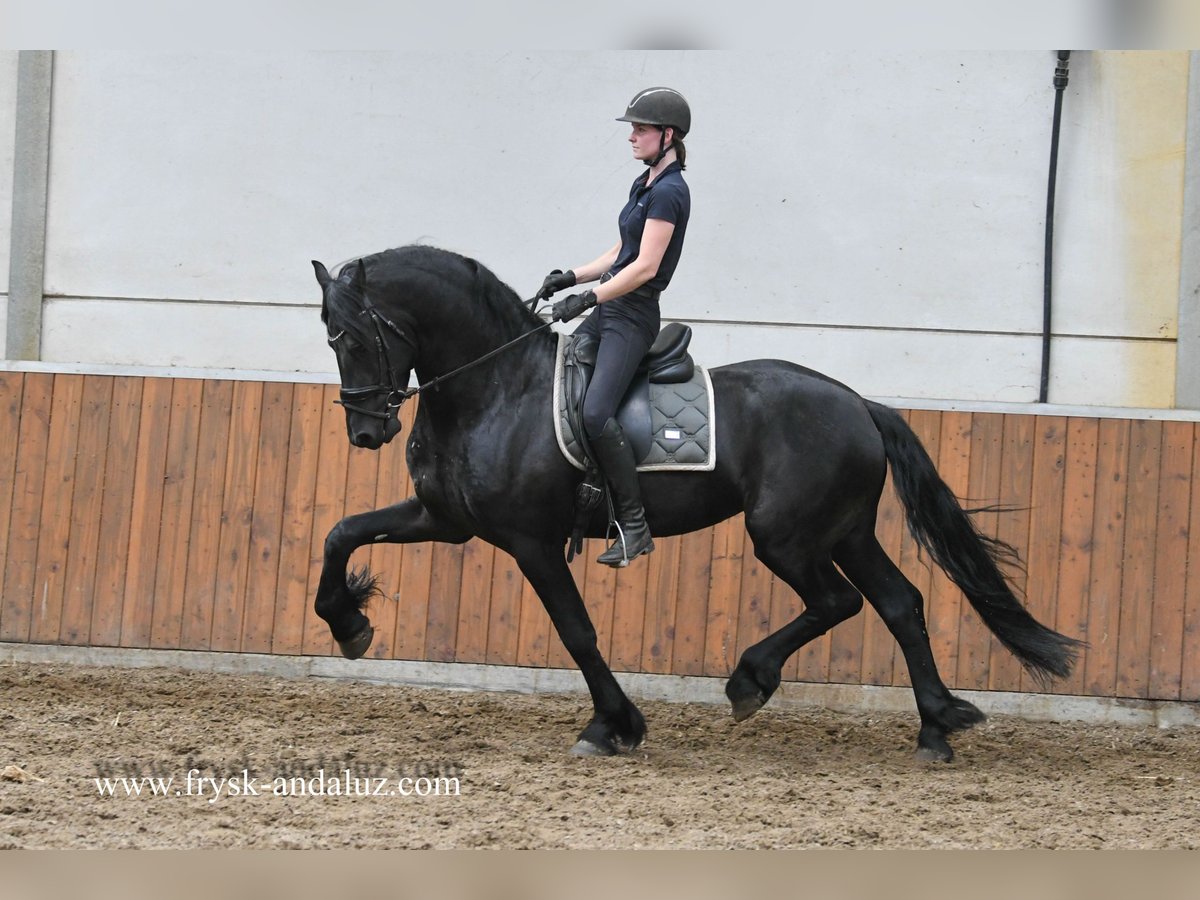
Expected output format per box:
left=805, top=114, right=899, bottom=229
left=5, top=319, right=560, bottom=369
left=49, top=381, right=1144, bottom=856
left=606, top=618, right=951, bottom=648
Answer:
left=597, top=521, right=654, bottom=568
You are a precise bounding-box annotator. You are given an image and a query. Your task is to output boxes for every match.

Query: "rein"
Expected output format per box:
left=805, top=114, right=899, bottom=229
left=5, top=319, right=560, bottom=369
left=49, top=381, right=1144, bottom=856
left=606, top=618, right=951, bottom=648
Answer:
left=400, top=320, right=553, bottom=399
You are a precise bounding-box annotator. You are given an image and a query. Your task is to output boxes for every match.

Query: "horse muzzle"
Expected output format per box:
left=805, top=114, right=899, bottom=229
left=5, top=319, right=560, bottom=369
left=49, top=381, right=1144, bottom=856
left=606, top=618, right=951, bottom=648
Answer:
left=337, top=384, right=408, bottom=449
left=382, top=414, right=403, bottom=443
left=346, top=413, right=402, bottom=450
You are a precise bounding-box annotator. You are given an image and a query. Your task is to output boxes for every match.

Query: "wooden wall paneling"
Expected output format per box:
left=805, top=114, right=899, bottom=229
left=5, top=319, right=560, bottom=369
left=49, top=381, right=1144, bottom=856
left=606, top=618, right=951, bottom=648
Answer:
left=893, top=409, right=941, bottom=687
left=1147, top=420, right=1193, bottom=699
left=769, top=559, right=805, bottom=684
left=1055, top=417, right=1099, bottom=695
left=424, top=543, right=465, bottom=663
left=270, top=383, right=323, bottom=656
left=860, top=468, right=903, bottom=686
left=179, top=380, right=235, bottom=650
left=735, top=528, right=776, bottom=675
left=302, top=384, right=351, bottom=656
left=987, top=414, right=1035, bottom=691
left=393, top=539, right=434, bottom=661
left=1115, top=419, right=1163, bottom=698
left=209, top=381, right=264, bottom=652
left=1, top=374, right=51, bottom=644
left=10, top=372, right=1200, bottom=708
left=640, top=534, right=681, bottom=674
left=1182, top=424, right=1200, bottom=702
left=484, top=546, right=524, bottom=666
left=119, top=378, right=173, bottom=648
left=390, top=408, right=432, bottom=661
left=342, top=441, right=382, bottom=609
left=608, top=542, right=651, bottom=673
left=703, top=515, right=744, bottom=677
left=1019, top=416, right=1068, bottom=694
left=58, top=376, right=114, bottom=645
left=672, top=526, right=714, bottom=676
left=361, top=442, right=408, bottom=660
left=340, top=441, right=383, bottom=655
left=988, top=420, right=1036, bottom=696
left=515, top=569, right=552, bottom=668
left=30, top=375, right=84, bottom=643
left=827, top=536, right=866, bottom=685
left=457, top=539, right=498, bottom=664
left=0, top=373, right=24, bottom=638
left=954, top=411, right=1004, bottom=691
left=240, top=382, right=294, bottom=653
left=826, top=588, right=865, bottom=685
left=925, top=411, right=973, bottom=687
left=580, top=544, right=619, bottom=665
left=89, top=376, right=144, bottom=647
left=1083, top=418, right=1131, bottom=696
left=149, top=379, right=203, bottom=649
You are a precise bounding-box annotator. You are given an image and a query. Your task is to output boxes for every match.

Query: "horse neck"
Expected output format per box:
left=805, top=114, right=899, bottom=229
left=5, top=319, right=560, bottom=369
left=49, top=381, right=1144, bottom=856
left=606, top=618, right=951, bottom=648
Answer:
left=403, top=276, right=554, bottom=413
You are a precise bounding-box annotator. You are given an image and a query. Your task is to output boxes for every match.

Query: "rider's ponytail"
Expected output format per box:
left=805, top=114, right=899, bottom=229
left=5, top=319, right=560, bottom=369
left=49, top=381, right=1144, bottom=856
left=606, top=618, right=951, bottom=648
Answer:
left=673, top=136, right=687, bottom=170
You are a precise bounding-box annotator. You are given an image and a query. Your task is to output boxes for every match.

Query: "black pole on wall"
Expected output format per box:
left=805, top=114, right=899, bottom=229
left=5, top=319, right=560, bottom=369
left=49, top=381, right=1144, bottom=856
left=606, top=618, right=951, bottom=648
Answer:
left=1040, top=50, right=1071, bottom=404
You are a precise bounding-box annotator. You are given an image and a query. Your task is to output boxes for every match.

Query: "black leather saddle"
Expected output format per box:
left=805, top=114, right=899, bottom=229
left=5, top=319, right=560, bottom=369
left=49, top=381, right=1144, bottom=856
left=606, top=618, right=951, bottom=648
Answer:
left=563, top=322, right=695, bottom=465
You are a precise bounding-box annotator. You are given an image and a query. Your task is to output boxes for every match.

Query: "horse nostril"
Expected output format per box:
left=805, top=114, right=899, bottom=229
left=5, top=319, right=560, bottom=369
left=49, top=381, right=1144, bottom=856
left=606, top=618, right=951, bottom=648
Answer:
left=352, top=430, right=376, bottom=448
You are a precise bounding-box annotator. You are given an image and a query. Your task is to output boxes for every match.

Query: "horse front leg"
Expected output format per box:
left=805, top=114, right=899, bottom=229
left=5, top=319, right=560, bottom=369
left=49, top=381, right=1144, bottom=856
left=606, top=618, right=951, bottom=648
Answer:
left=316, top=496, right=470, bottom=658
left=513, top=540, right=646, bottom=756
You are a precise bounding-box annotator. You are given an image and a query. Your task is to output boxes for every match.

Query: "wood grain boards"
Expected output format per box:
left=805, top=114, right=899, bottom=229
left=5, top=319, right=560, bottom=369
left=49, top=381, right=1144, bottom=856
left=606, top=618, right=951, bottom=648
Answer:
left=1, top=372, right=1196, bottom=703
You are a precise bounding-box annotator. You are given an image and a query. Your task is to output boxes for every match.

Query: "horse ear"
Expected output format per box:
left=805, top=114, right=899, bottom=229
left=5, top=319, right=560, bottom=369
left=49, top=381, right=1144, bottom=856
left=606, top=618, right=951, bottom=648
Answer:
left=312, top=260, right=332, bottom=288
left=350, top=259, right=366, bottom=289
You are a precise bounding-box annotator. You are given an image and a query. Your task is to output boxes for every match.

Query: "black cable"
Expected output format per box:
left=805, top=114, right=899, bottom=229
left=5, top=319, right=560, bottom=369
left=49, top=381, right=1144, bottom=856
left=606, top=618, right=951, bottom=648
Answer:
left=1040, top=51, right=1071, bottom=403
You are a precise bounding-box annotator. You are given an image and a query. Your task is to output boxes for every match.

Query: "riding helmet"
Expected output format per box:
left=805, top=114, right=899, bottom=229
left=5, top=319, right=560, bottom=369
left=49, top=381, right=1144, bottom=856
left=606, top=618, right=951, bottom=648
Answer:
left=616, top=87, right=691, bottom=137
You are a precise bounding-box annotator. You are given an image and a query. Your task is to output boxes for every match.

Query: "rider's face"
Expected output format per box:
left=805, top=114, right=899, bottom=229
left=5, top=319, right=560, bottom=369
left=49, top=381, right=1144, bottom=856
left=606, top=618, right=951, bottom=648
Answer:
left=628, top=123, right=668, bottom=161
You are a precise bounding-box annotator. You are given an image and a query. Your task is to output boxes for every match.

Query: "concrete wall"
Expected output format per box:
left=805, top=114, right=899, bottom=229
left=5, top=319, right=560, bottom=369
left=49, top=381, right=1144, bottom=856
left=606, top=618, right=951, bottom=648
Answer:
left=2, top=51, right=1194, bottom=406
left=0, top=51, right=18, bottom=346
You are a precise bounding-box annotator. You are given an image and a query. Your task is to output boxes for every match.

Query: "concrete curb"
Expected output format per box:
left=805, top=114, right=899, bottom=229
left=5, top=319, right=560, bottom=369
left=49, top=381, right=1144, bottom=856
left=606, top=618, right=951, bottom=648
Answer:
left=2, top=642, right=1196, bottom=729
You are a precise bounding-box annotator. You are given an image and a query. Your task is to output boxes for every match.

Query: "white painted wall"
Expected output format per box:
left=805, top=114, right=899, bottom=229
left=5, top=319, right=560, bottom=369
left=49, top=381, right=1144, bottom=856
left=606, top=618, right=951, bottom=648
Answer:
left=2, top=51, right=1191, bottom=406
left=0, top=51, right=19, bottom=348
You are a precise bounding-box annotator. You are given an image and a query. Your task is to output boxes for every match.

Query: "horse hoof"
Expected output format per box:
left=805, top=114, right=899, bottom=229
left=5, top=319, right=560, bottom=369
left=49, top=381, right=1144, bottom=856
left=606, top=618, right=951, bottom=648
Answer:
left=914, top=745, right=953, bottom=764
left=337, top=625, right=375, bottom=660
left=570, top=739, right=616, bottom=757
left=729, top=691, right=767, bottom=723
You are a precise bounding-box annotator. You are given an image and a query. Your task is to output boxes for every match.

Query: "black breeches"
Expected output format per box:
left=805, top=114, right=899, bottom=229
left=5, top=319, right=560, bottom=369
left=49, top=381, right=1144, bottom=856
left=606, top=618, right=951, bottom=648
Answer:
left=575, top=308, right=656, bottom=441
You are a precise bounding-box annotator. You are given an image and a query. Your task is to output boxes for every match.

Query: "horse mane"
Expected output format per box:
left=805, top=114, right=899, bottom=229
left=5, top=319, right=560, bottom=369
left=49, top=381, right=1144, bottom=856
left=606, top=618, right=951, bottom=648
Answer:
left=367, top=245, right=548, bottom=340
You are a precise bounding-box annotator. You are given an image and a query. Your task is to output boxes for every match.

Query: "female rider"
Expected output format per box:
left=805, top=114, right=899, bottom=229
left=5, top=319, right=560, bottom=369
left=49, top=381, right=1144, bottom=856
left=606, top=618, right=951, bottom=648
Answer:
left=540, top=87, right=692, bottom=568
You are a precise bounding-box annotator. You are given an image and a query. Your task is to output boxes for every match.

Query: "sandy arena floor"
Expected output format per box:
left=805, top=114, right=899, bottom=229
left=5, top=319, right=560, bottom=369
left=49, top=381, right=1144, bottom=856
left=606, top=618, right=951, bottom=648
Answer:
left=2, top=662, right=1198, bottom=849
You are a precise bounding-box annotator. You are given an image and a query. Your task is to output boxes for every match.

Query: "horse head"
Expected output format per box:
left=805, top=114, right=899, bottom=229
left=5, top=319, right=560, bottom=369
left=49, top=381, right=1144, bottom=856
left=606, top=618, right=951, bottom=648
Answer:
left=315, top=258, right=415, bottom=449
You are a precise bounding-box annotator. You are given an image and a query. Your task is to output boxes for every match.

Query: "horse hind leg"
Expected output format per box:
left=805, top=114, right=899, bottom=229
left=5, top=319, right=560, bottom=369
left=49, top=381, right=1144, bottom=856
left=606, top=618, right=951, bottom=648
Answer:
left=724, top=543, right=864, bottom=723
left=833, top=528, right=984, bottom=761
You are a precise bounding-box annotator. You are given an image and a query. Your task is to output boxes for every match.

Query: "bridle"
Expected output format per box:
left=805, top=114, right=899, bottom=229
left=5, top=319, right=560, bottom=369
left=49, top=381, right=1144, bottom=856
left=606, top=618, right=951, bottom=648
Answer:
left=329, top=290, right=554, bottom=428
left=328, top=294, right=417, bottom=422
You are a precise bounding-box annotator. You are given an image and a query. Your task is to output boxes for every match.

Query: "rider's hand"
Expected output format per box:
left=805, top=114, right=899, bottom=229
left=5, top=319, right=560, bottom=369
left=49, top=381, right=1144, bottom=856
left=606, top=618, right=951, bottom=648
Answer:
left=552, top=290, right=598, bottom=323
left=538, top=269, right=576, bottom=300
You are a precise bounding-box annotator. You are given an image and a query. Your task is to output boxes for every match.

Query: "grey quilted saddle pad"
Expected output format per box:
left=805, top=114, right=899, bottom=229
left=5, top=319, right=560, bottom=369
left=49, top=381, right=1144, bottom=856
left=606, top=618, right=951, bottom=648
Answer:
left=553, top=333, right=716, bottom=473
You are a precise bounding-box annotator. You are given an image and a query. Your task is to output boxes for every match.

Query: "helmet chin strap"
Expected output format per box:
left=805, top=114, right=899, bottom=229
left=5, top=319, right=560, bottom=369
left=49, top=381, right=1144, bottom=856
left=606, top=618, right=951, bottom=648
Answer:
left=645, top=127, right=669, bottom=167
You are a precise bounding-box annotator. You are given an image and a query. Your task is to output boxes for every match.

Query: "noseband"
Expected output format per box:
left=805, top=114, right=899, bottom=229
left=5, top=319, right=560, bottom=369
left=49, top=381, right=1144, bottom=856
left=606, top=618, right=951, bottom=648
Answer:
left=328, top=295, right=417, bottom=423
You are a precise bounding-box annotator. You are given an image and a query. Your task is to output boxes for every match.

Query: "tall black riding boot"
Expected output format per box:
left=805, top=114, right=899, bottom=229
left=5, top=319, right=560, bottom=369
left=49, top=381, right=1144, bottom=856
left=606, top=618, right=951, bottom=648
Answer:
left=591, top=417, right=654, bottom=568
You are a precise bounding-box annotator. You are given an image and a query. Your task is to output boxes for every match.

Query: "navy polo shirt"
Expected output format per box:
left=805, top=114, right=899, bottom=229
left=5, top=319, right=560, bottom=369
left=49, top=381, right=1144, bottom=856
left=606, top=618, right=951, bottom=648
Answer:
left=609, top=161, right=690, bottom=295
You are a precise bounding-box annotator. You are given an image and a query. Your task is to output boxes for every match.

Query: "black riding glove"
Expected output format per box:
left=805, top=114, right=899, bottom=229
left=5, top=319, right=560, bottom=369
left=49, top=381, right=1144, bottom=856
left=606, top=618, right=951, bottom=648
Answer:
left=538, top=269, right=576, bottom=300
left=552, top=290, right=598, bottom=323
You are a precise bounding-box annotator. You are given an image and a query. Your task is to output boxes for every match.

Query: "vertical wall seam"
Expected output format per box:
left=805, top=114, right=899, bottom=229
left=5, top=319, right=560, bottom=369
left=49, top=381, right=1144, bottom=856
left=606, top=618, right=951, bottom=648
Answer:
left=1174, top=51, right=1200, bottom=408
left=6, top=51, right=52, bottom=361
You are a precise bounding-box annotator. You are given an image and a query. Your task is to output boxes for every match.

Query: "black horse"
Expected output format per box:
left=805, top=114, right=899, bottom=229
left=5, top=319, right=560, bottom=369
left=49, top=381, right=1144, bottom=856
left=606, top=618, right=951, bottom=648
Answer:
left=312, top=245, right=1080, bottom=762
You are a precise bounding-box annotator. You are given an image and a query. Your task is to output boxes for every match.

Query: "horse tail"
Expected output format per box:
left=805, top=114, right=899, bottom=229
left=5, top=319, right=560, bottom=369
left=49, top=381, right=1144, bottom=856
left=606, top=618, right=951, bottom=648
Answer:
left=864, top=400, right=1082, bottom=682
